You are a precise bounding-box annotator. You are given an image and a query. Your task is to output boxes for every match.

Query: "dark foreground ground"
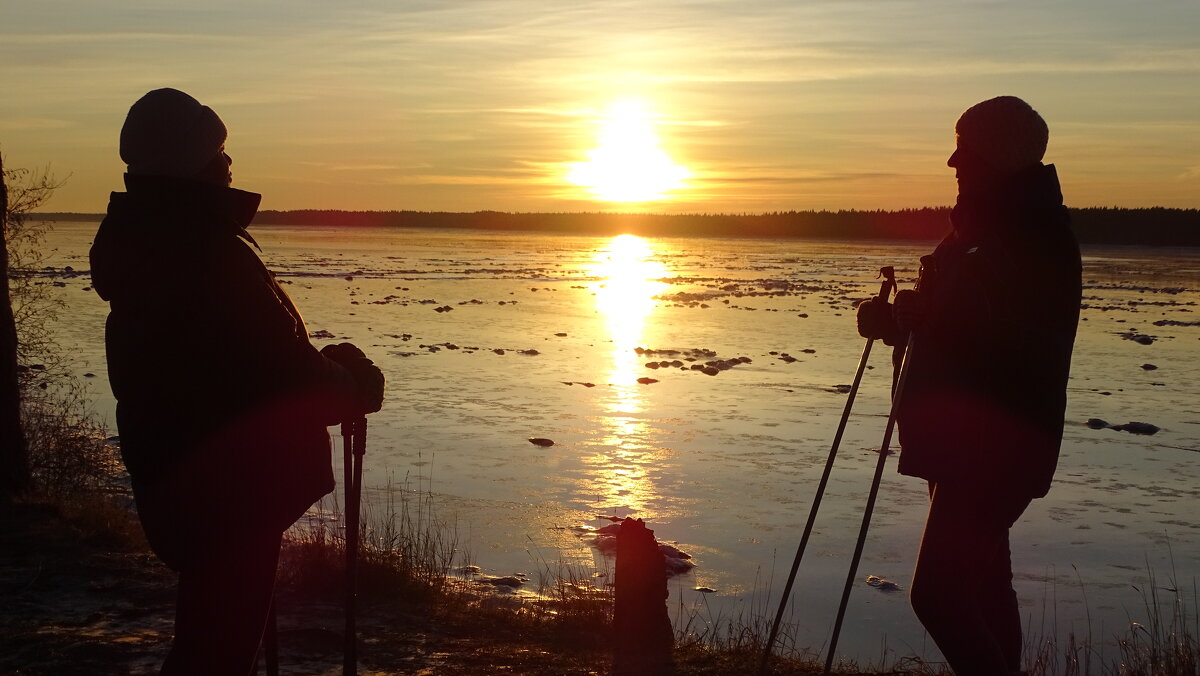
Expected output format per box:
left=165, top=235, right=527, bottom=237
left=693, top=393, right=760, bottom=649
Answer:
left=0, top=501, right=617, bottom=676
left=0, top=501, right=852, bottom=676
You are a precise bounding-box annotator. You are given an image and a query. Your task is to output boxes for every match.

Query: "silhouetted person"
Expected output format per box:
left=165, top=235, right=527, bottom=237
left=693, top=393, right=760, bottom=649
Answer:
left=858, top=96, right=1081, bottom=675
left=90, top=88, right=384, bottom=675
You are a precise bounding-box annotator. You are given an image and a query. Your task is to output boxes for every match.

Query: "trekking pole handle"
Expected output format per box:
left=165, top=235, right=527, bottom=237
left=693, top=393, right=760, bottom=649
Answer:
left=876, top=266, right=896, bottom=301
left=353, top=417, right=366, bottom=459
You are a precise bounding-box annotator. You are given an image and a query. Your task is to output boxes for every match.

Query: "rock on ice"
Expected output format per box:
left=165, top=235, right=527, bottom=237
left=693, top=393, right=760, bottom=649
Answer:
left=866, top=575, right=902, bottom=592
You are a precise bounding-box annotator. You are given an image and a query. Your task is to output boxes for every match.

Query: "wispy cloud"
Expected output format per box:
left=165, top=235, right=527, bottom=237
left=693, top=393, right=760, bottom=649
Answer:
left=0, top=118, right=74, bottom=131
left=1, top=32, right=243, bottom=45
left=2, top=0, right=1198, bottom=210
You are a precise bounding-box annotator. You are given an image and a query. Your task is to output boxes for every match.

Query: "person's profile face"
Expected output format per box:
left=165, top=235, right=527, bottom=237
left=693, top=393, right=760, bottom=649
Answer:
left=197, top=146, right=233, bottom=187
left=217, top=147, right=233, bottom=185
left=948, top=136, right=997, bottom=191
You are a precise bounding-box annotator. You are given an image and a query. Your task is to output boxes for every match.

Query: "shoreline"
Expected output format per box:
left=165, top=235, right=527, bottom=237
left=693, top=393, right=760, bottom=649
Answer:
left=0, top=495, right=851, bottom=676
left=6, top=491, right=1198, bottom=675
left=31, top=207, right=1200, bottom=247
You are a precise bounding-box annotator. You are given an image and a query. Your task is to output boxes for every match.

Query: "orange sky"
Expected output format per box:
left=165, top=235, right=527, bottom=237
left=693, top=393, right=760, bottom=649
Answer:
left=2, top=1, right=1197, bottom=213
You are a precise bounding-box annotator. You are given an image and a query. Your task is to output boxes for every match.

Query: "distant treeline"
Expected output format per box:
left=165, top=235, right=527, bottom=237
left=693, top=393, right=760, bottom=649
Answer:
left=36, top=207, right=1200, bottom=246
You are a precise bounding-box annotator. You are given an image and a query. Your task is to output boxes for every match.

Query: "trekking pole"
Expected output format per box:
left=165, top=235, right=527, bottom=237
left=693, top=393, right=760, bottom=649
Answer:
left=264, top=598, right=279, bottom=676
left=343, top=416, right=367, bottom=676
left=757, top=266, right=897, bottom=676
left=822, top=262, right=926, bottom=676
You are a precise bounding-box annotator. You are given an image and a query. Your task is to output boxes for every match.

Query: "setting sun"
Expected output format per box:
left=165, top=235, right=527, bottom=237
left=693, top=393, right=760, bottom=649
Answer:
left=567, top=99, right=690, bottom=203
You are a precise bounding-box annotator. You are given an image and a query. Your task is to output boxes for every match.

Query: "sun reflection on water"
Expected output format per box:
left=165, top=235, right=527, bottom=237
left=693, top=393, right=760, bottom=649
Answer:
left=581, top=235, right=671, bottom=513
left=588, top=234, right=669, bottom=413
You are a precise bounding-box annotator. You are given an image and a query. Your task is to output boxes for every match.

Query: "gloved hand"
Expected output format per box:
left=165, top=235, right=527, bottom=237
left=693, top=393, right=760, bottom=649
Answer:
left=856, top=298, right=899, bottom=343
left=320, top=342, right=367, bottom=364
left=346, top=360, right=384, bottom=414
left=892, top=289, right=924, bottom=334
left=321, top=342, right=385, bottom=414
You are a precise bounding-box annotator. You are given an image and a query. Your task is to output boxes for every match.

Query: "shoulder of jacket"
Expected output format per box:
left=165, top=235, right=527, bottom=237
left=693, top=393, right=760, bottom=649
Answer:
left=209, top=230, right=265, bottom=262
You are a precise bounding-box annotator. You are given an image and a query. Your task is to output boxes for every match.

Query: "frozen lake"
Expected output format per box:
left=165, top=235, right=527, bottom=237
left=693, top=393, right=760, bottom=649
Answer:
left=40, top=219, right=1200, bottom=666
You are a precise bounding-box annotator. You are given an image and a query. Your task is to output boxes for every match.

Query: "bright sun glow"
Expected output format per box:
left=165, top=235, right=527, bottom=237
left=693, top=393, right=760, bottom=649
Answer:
left=567, top=99, right=690, bottom=202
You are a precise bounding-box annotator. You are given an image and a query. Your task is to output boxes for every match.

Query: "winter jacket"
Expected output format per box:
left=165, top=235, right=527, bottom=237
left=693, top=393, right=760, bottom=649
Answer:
left=90, top=174, right=360, bottom=570
left=896, top=164, right=1081, bottom=501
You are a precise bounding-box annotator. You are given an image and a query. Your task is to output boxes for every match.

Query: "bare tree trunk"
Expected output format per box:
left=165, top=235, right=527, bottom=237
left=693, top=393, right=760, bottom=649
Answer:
left=0, top=155, right=30, bottom=498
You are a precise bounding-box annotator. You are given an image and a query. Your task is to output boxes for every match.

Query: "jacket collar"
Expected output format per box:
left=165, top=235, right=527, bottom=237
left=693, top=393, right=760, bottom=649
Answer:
left=950, top=163, right=1064, bottom=244
left=121, top=173, right=263, bottom=248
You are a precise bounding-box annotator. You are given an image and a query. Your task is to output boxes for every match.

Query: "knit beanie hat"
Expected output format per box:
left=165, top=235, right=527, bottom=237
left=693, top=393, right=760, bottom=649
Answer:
left=120, top=88, right=227, bottom=178
left=954, top=96, right=1048, bottom=175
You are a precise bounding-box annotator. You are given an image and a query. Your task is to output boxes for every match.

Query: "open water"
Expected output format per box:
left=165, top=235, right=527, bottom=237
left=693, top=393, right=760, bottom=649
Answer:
left=39, top=220, right=1200, bottom=667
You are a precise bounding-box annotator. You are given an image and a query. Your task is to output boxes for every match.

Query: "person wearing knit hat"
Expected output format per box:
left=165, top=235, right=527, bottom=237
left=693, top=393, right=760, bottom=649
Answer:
left=857, top=97, right=1081, bottom=675
left=91, top=89, right=385, bottom=675
left=952, top=95, right=1049, bottom=178
left=120, top=88, right=230, bottom=180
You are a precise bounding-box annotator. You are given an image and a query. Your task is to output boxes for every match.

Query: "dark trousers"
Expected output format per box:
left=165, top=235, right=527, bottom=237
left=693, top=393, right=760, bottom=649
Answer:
left=910, top=482, right=1031, bottom=676
left=160, top=531, right=282, bottom=676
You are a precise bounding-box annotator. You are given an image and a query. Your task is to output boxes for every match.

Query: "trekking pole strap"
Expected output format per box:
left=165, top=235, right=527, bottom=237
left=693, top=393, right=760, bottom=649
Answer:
left=877, top=266, right=896, bottom=301
left=353, top=417, right=367, bottom=459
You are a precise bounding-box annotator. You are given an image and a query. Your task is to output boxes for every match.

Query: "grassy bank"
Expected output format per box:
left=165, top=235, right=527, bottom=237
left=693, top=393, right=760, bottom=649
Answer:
left=279, top=477, right=1200, bottom=675
left=5, top=478, right=1200, bottom=674
left=1, top=398, right=1196, bottom=675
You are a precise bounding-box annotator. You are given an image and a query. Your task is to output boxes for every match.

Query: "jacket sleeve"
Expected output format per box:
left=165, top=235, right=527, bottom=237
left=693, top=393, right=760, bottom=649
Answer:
left=190, top=235, right=366, bottom=426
